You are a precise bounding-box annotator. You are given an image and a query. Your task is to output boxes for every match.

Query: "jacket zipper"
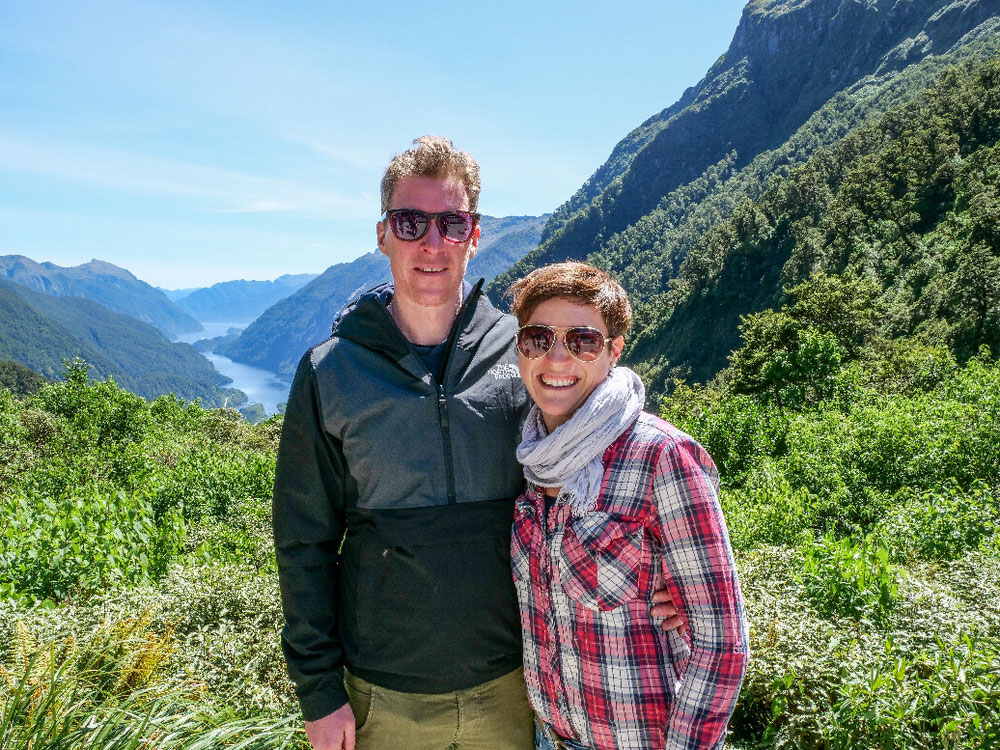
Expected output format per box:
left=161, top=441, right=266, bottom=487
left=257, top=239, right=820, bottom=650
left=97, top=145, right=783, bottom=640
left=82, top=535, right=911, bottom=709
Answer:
left=436, top=381, right=457, bottom=503
left=435, top=283, right=481, bottom=505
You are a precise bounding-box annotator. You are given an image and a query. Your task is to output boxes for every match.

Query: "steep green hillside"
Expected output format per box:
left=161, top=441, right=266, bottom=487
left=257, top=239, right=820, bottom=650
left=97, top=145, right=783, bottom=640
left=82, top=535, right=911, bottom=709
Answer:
left=0, top=279, right=242, bottom=406
left=0, top=256, right=202, bottom=337
left=630, top=55, right=1000, bottom=394
left=490, top=0, right=999, bottom=300
left=219, top=214, right=547, bottom=375
left=0, top=360, right=47, bottom=396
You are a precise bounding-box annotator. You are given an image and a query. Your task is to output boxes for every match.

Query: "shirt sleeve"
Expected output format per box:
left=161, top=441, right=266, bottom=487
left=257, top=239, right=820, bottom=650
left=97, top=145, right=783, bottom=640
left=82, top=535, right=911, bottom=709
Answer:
left=651, top=436, right=749, bottom=750
left=272, top=351, right=350, bottom=722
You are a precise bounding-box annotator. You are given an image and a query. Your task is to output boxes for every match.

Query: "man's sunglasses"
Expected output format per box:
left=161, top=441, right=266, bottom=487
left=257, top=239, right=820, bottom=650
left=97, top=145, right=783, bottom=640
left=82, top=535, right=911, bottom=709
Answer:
left=382, top=209, right=480, bottom=243
left=515, top=325, right=613, bottom=363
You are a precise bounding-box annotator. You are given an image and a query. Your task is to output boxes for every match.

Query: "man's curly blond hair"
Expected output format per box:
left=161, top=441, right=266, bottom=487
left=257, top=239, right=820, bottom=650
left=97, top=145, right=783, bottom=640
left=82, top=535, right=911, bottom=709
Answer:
left=380, top=135, right=481, bottom=214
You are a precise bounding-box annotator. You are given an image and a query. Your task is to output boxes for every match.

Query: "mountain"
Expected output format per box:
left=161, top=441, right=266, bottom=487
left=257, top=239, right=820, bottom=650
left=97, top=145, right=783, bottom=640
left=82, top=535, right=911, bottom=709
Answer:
left=172, top=273, right=319, bottom=323
left=0, top=256, right=202, bottom=338
left=217, top=214, right=547, bottom=375
left=489, top=0, right=1000, bottom=302
left=159, top=287, right=200, bottom=301
left=631, top=53, right=1000, bottom=394
left=0, top=278, right=242, bottom=406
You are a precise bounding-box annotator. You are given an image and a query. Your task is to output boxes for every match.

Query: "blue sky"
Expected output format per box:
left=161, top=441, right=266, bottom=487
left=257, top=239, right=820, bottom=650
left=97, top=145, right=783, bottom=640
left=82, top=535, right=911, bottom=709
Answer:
left=1, top=0, right=748, bottom=288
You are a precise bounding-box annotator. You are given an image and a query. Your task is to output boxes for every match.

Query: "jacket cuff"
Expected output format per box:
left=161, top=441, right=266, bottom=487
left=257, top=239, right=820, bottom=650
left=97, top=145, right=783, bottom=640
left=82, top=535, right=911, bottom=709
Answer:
left=298, top=674, right=350, bottom=723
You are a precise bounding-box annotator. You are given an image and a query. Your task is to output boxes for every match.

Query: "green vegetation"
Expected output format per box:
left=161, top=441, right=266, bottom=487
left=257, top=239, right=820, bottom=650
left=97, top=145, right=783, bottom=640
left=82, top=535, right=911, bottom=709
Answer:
left=0, top=360, right=46, bottom=397
left=1, top=360, right=298, bottom=747
left=661, top=282, right=1000, bottom=747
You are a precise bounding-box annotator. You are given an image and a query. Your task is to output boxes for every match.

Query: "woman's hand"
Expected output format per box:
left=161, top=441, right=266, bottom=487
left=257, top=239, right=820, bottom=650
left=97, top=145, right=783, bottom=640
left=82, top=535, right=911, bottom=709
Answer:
left=650, top=589, right=687, bottom=636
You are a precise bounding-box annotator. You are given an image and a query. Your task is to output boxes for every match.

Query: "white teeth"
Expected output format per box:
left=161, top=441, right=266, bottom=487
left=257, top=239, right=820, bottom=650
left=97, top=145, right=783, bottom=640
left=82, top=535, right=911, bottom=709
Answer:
left=541, top=375, right=577, bottom=387
left=417, top=267, right=445, bottom=272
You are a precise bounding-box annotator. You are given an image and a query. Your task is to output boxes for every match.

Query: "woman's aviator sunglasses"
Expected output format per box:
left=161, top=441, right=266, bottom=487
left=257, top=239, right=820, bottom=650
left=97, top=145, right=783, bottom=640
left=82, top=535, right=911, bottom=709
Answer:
left=515, top=325, right=613, bottom=363
left=382, top=209, right=480, bottom=243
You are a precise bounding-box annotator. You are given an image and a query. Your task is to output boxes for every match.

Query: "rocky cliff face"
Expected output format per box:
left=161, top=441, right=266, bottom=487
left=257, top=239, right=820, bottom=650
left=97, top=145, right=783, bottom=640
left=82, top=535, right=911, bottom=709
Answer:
left=492, top=0, right=1000, bottom=298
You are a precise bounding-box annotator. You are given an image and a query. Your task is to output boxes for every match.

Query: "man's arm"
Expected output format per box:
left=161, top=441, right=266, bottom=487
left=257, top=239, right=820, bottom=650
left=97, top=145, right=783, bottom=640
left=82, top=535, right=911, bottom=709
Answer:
left=273, top=353, right=352, bottom=726
left=652, top=437, right=749, bottom=750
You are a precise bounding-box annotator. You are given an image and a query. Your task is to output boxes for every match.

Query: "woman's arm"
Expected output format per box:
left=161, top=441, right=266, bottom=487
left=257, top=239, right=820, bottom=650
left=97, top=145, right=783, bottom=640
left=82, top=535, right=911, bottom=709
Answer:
left=652, top=435, right=749, bottom=750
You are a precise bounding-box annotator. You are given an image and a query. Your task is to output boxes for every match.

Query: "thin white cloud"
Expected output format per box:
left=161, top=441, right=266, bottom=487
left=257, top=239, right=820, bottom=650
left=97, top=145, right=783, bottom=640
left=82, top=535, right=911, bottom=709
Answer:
left=0, top=133, right=370, bottom=218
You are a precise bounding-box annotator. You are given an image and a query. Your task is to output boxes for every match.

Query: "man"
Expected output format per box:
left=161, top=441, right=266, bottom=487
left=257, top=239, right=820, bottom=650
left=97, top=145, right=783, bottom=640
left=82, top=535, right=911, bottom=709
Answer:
left=273, top=136, right=686, bottom=750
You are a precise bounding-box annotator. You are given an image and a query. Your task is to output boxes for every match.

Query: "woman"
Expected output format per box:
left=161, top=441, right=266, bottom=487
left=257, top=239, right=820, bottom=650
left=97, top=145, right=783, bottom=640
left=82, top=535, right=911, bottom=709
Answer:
left=507, top=262, right=749, bottom=750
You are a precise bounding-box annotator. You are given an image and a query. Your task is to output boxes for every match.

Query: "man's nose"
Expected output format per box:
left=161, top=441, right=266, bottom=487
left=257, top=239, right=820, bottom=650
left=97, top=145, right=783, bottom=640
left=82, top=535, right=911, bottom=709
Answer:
left=419, top=221, right=447, bottom=250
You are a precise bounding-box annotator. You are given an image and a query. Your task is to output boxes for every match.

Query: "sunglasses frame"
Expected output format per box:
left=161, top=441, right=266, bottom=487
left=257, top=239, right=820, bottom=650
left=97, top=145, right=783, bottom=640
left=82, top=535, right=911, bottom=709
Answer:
left=382, top=208, right=480, bottom=243
left=514, top=324, right=613, bottom=363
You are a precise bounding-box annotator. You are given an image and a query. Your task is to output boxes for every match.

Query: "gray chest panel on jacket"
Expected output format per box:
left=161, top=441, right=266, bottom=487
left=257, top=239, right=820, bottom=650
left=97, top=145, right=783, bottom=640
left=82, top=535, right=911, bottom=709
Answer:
left=314, top=308, right=527, bottom=510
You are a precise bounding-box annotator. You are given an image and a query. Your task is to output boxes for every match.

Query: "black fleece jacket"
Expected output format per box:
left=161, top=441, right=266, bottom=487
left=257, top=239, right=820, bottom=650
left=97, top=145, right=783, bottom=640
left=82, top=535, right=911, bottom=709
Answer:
left=272, top=280, right=528, bottom=721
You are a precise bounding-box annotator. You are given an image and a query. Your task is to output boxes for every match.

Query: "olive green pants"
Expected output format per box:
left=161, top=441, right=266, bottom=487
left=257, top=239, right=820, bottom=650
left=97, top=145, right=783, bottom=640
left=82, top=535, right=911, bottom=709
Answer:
left=344, top=667, right=534, bottom=750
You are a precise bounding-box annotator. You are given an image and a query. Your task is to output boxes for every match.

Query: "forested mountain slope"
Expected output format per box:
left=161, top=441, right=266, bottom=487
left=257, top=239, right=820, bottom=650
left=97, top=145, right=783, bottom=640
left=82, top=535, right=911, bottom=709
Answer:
left=0, top=256, right=202, bottom=337
left=219, top=214, right=547, bottom=375
left=631, top=55, right=1000, bottom=394
left=0, top=279, right=241, bottom=405
left=489, top=0, right=1000, bottom=301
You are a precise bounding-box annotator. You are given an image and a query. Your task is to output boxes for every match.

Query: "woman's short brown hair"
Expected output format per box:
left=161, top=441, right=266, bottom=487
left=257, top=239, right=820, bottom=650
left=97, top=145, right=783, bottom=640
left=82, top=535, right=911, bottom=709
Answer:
left=506, top=262, right=632, bottom=338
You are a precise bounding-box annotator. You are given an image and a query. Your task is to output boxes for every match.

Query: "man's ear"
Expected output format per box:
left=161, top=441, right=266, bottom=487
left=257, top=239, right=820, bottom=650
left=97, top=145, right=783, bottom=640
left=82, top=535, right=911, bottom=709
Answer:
left=468, top=222, right=481, bottom=258
left=377, top=220, right=388, bottom=257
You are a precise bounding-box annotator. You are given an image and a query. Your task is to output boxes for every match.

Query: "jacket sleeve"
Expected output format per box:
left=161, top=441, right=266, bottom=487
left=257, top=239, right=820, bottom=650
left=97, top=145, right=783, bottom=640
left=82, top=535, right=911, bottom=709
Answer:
left=272, top=351, right=349, bottom=722
left=652, top=436, right=749, bottom=750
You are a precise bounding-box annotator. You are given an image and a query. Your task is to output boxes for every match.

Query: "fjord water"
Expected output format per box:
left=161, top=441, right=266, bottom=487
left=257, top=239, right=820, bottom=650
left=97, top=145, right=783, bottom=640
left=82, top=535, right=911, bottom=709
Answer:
left=177, top=323, right=291, bottom=414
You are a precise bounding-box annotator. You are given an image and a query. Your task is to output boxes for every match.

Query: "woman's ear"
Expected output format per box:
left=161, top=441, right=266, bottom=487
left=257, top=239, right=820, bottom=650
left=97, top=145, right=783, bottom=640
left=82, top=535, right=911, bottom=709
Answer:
left=610, top=335, right=625, bottom=365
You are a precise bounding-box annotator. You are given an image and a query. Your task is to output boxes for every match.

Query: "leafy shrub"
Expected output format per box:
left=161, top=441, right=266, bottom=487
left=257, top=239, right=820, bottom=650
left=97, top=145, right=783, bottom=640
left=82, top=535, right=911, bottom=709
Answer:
left=663, top=392, right=788, bottom=483
left=873, top=481, right=1000, bottom=562
left=186, top=497, right=277, bottom=573
left=827, top=634, right=1000, bottom=749
left=28, top=359, right=152, bottom=449
left=721, top=463, right=816, bottom=550
left=733, top=548, right=1000, bottom=749
left=148, top=448, right=276, bottom=520
left=0, top=489, right=185, bottom=603
left=796, top=534, right=901, bottom=625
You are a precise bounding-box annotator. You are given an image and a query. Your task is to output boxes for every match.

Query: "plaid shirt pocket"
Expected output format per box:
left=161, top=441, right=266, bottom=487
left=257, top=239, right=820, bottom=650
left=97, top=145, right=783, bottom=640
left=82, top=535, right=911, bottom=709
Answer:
left=559, top=513, right=649, bottom=611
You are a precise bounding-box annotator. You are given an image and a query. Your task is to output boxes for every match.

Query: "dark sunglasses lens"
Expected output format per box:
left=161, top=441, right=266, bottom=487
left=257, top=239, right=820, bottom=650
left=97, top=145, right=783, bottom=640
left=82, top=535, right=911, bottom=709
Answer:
left=439, top=212, right=475, bottom=241
left=390, top=211, right=428, bottom=241
left=517, top=326, right=554, bottom=358
left=565, top=328, right=606, bottom=361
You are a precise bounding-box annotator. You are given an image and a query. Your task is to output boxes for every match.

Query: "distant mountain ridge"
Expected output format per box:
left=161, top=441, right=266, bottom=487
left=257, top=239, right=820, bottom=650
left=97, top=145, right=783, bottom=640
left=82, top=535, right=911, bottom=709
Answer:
left=172, top=273, right=318, bottom=323
left=0, top=255, right=201, bottom=337
left=217, top=214, right=548, bottom=375
left=0, top=278, right=240, bottom=406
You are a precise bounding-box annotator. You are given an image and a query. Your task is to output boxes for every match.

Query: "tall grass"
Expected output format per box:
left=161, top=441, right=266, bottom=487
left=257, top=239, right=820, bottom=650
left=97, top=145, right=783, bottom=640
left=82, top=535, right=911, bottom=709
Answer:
left=0, top=617, right=306, bottom=749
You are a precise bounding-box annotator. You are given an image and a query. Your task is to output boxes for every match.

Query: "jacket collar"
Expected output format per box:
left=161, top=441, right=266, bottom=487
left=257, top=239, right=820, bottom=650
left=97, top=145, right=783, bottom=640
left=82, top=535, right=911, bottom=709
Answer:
left=333, top=277, right=506, bottom=380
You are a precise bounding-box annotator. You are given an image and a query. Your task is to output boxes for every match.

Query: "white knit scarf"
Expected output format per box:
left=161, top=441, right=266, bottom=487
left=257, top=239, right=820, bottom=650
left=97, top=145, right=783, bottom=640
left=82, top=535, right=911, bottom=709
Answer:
left=516, top=366, right=645, bottom=511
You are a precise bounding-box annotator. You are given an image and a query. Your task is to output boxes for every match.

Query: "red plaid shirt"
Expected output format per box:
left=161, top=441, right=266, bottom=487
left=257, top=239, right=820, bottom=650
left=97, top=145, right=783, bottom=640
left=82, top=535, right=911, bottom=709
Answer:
left=512, top=413, right=749, bottom=750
